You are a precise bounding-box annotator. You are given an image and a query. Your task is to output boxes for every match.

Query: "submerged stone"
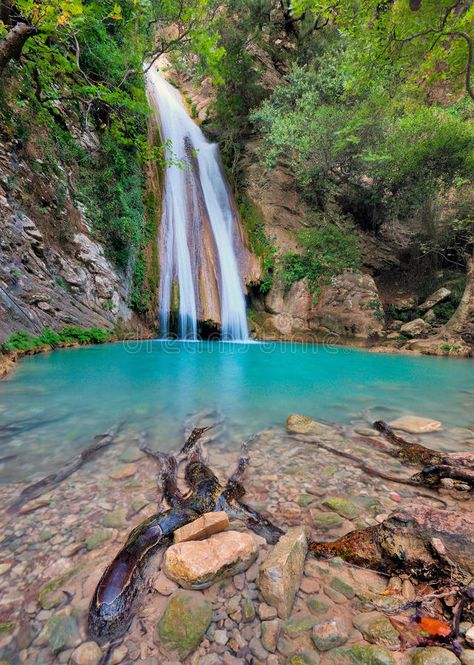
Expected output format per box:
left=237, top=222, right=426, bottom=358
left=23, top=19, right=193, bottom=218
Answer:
left=47, top=614, right=81, bottom=655
left=389, top=416, right=442, bottom=434
left=102, top=509, right=126, bottom=529
left=282, top=615, right=316, bottom=638
left=322, top=497, right=360, bottom=519
left=85, top=529, right=113, bottom=551
left=330, top=576, right=355, bottom=599
left=155, top=590, right=212, bottom=659
left=311, top=619, right=348, bottom=651
left=311, top=511, right=343, bottom=530
left=307, top=596, right=329, bottom=615
left=70, top=641, right=102, bottom=665
left=286, top=414, right=331, bottom=435
left=353, top=611, right=400, bottom=649
left=411, top=646, right=460, bottom=664
left=326, top=645, right=395, bottom=665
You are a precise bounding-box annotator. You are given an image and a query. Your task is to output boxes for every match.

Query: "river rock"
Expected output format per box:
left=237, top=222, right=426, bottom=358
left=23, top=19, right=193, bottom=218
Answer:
left=464, top=629, right=474, bottom=650
left=418, top=287, right=451, bottom=312
left=353, top=612, right=400, bottom=649
left=411, top=646, right=460, bottom=664
left=286, top=414, right=331, bottom=436
left=389, top=416, right=442, bottom=433
left=109, top=464, right=137, bottom=480
left=322, top=497, right=359, bottom=519
left=311, top=619, right=349, bottom=651
left=311, top=511, right=343, bottom=530
left=326, top=645, right=395, bottom=664
left=155, top=590, right=212, bottom=659
left=461, top=652, right=474, bottom=665
left=162, top=530, right=257, bottom=589
left=70, top=641, right=102, bottom=665
left=261, top=619, right=280, bottom=653
left=47, top=614, right=81, bottom=655
left=399, top=318, right=432, bottom=338
left=173, top=511, right=229, bottom=543
left=259, top=526, right=307, bottom=619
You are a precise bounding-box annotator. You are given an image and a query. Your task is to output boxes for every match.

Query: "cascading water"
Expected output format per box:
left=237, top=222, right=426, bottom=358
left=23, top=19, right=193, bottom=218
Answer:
left=146, top=67, right=249, bottom=341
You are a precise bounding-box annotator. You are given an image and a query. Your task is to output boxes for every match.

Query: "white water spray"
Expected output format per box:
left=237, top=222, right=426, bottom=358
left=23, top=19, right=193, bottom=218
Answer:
left=146, top=67, right=248, bottom=341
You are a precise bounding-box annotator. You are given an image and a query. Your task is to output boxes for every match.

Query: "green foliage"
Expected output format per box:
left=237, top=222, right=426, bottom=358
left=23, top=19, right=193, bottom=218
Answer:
left=1, top=327, right=111, bottom=354
left=253, top=60, right=474, bottom=235
left=279, top=219, right=361, bottom=299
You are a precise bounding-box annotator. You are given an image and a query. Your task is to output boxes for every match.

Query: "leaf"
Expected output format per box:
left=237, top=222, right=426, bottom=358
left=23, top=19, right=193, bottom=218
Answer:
left=417, top=616, right=452, bottom=638
left=109, top=3, right=122, bottom=19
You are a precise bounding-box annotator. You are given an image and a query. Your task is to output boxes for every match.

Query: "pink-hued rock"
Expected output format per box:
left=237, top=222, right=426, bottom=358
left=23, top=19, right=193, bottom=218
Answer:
left=173, top=511, right=229, bottom=544
left=163, top=531, right=258, bottom=589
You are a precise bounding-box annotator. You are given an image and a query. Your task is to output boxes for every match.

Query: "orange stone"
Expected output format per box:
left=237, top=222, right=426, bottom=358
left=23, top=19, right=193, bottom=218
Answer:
left=173, top=511, right=230, bottom=544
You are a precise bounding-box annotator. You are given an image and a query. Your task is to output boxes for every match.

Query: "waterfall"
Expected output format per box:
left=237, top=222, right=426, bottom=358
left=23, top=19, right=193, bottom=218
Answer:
left=146, top=67, right=249, bottom=341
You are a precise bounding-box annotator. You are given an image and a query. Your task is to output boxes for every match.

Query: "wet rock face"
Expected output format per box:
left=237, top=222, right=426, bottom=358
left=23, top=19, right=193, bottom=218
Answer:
left=162, top=530, right=258, bottom=589
left=259, top=526, right=308, bottom=619
left=258, top=272, right=384, bottom=342
left=0, top=177, right=133, bottom=342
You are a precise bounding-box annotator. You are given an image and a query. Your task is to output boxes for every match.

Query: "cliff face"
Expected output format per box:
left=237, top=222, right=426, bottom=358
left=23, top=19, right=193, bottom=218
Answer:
left=0, top=124, right=137, bottom=343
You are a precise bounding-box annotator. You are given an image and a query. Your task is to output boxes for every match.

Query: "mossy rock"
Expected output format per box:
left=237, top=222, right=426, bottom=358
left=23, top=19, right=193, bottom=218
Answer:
left=330, top=576, right=355, bottom=599
left=102, top=510, right=126, bottom=529
left=411, top=647, right=460, bottom=665
left=155, top=590, right=212, bottom=659
left=0, top=623, right=14, bottom=635
left=322, top=497, right=360, bottom=519
left=85, top=529, right=113, bottom=551
left=307, top=596, right=329, bottom=615
left=284, top=652, right=320, bottom=665
left=312, top=511, right=343, bottom=530
left=353, top=612, right=400, bottom=649
left=47, top=615, right=81, bottom=655
left=283, top=615, right=317, bottom=638
left=326, top=644, right=395, bottom=664
left=38, top=567, right=78, bottom=609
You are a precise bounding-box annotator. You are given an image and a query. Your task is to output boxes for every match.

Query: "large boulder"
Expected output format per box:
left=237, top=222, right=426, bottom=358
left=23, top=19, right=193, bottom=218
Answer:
left=418, top=287, right=451, bottom=313
left=400, top=318, right=432, bottom=338
left=309, top=272, right=385, bottom=340
left=162, top=530, right=258, bottom=589
left=259, top=526, right=308, bottom=619
left=260, top=271, right=385, bottom=342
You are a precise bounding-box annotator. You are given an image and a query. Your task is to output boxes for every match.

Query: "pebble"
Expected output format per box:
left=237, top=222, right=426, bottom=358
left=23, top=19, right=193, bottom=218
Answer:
left=261, top=619, right=280, bottom=653
left=466, top=626, right=474, bottom=647
left=109, top=464, right=137, bottom=480
left=70, top=641, right=102, bottom=665
left=152, top=571, right=179, bottom=596
left=312, top=618, right=349, bottom=651
left=258, top=603, right=278, bottom=620
left=213, top=630, right=228, bottom=646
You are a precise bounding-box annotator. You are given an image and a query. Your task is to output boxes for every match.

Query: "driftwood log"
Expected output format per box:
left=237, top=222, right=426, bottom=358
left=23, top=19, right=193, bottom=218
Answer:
left=88, top=427, right=283, bottom=644
left=373, top=420, right=474, bottom=490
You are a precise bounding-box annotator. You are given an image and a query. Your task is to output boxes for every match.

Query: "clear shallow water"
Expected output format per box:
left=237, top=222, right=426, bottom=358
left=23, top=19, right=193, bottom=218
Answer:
left=0, top=340, right=473, bottom=483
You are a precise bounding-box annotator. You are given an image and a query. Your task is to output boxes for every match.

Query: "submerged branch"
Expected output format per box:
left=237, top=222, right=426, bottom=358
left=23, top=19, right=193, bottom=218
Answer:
left=8, top=418, right=127, bottom=514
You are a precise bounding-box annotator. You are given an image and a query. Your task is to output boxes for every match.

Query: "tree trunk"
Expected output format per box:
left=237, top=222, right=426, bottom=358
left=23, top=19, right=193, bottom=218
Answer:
left=443, top=253, right=474, bottom=337
left=0, top=23, right=35, bottom=78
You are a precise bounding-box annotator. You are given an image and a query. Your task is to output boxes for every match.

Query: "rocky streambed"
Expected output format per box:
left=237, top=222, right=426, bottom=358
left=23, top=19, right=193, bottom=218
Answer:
left=0, top=415, right=473, bottom=665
